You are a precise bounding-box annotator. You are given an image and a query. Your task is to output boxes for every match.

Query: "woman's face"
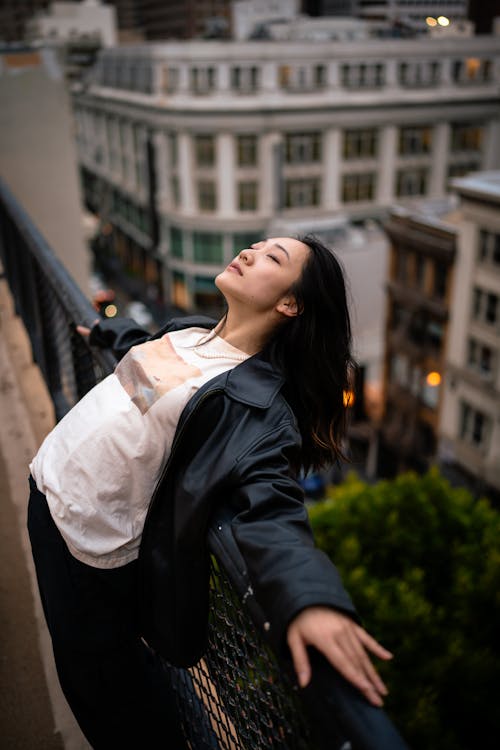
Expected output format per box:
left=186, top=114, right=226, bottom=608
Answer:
left=215, top=237, right=310, bottom=316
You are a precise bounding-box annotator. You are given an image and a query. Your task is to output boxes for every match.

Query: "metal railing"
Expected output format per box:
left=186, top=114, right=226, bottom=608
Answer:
left=0, top=177, right=409, bottom=750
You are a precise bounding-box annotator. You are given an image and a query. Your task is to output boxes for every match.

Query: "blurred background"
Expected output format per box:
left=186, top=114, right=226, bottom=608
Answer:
left=3, top=0, right=500, bottom=496
left=1, top=1, right=500, bottom=748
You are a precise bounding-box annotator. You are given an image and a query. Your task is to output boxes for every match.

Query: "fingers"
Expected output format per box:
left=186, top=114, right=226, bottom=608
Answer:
left=344, top=628, right=389, bottom=700
left=76, top=319, right=99, bottom=339
left=287, top=608, right=393, bottom=706
left=319, top=637, right=385, bottom=707
left=287, top=629, right=311, bottom=688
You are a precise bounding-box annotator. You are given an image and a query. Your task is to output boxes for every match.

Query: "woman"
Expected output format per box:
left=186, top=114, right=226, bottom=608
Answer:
left=28, top=235, right=392, bottom=748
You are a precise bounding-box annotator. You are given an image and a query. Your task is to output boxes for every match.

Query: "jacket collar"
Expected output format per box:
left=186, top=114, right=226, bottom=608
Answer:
left=224, top=355, right=285, bottom=409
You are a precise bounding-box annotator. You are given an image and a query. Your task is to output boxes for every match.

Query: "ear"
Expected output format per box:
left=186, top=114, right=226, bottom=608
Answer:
left=275, top=295, right=300, bottom=318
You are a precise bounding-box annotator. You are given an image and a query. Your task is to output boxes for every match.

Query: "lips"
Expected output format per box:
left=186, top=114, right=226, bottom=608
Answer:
left=228, top=262, right=243, bottom=276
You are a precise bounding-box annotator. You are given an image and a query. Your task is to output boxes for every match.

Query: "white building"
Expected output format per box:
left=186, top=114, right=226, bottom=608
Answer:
left=27, top=0, right=117, bottom=47
left=358, top=1, right=468, bottom=27
left=72, top=32, right=500, bottom=394
left=232, top=0, right=300, bottom=40
left=439, top=172, right=500, bottom=496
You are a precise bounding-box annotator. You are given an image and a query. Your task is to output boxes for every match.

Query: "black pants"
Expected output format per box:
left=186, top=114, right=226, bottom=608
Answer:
left=27, top=476, right=187, bottom=750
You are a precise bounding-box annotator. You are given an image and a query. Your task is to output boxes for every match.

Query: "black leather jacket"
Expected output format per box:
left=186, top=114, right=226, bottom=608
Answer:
left=90, top=315, right=357, bottom=666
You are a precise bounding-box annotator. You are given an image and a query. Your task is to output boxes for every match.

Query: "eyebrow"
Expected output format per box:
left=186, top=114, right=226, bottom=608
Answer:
left=272, top=242, right=291, bottom=261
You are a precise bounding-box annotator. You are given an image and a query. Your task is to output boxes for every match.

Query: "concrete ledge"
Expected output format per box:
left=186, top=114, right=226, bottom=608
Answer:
left=0, top=273, right=90, bottom=750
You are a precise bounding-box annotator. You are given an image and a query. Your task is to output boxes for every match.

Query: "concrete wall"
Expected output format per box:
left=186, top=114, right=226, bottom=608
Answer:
left=0, top=47, right=90, bottom=293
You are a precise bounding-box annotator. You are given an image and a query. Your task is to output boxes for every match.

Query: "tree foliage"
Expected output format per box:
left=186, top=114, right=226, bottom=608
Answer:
left=308, top=469, right=500, bottom=750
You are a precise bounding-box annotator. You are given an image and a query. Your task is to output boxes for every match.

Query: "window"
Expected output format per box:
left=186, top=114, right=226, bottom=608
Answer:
left=193, top=276, right=224, bottom=312
left=459, top=402, right=490, bottom=449
left=195, top=135, right=215, bottom=167
left=284, top=179, right=321, bottom=208
left=390, top=353, right=409, bottom=387
left=398, top=126, right=433, bottom=156
left=107, top=116, right=119, bottom=171
left=450, top=123, right=483, bottom=152
left=342, top=173, right=376, bottom=202
left=427, top=321, right=443, bottom=350
left=396, top=168, right=428, bottom=197
left=230, top=66, right=259, bottom=92
left=414, top=254, right=426, bottom=289
left=236, top=135, right=258, bottom=166
left=467, top=338, right=494, bottom=378
left=197, top=180, right=217, bottom=212
left=238, top=181, right=258, bottom=211
left=398, top=61, right=440, bottom=87
left=395, top=250, right=409, bottom=283
left=478, top=230, right=500, bottom=266
left=284, top=132, right=322, bottom=164
left=340, top=63, right=385, bottom=88
left=133, top=124, right=144, bottom=186
left=232, top=232, right=262, bottom=254
left=119, top=120, right=129, bottom=179
left=432, top=262, right=448, bottom=299
left=193, top=232, right=223, bottom=263
left=343, top=129, right=378, bottom=160
left=278, top=65, right=319, bottom=91
left=170, top=227, right=183, bottom=258
left=314, top=65, right=327, bottom=88
left=162, top=66, right=179, bottom=94
left=472, top=287, right=499, bottom=327
left=453, top=58, right=492, bottom=84
left=190, top=66, right=217, bottom=94
left=421, top=376, right=440, bottom=409
left=278, top=65, right=291, bottom=89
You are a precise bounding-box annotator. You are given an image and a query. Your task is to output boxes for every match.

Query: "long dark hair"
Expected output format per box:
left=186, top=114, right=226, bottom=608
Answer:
left=263, top=234, right=355, bottom=473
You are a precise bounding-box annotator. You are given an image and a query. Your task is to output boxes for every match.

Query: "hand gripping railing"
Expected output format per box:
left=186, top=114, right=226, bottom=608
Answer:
left=0, top=177, right=409, bottom=749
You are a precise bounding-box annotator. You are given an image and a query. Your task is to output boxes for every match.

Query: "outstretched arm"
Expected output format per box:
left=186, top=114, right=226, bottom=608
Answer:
left=287, top=606, right=392, bottom=706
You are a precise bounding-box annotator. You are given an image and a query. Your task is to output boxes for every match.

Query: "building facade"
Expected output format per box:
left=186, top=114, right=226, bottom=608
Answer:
left=358, top=1, right=468, bottom=25
left=439, top=172, right=500, bottom=498
left=380, top=202, right=457, bottom=474
left=73, top=33, right=500, bottom=406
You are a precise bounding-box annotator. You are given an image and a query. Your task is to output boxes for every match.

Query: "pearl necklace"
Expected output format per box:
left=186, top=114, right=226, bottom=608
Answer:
left=191, top=330, right=249, bottom=362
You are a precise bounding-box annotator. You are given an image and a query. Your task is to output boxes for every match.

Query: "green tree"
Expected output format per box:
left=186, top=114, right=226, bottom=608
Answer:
left=308, top=469, right=500, bottom=750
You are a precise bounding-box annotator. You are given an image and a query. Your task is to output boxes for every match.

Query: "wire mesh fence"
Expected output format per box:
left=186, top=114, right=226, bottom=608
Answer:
left=0, top=177, right=409, bottom=750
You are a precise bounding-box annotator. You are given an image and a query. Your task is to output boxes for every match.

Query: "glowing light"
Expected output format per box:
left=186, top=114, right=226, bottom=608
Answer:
left=437, top=16, right=450, bottom=27
left=104, top=304, right=118, bottom=318
left=426, top=16, right=437, bottom=27
left=343, top=390, right=355, bottom=408
left=426, top=371, right=441, bottom=387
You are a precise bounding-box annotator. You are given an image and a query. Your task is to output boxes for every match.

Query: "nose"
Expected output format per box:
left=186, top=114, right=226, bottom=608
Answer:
left=239, top=249, right=254, bottom=265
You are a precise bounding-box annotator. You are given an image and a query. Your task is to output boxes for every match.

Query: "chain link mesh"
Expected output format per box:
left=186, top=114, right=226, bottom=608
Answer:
left=165, top=556, right=313, bottom=750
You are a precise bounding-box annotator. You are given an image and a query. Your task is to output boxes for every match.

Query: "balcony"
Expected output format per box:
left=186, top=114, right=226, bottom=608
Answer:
left=0, top=178, right=409, bottom=749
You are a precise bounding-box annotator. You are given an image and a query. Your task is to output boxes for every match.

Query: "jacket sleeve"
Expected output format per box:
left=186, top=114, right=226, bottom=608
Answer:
left=229, top=422, right=359, bottom=656
left=88, top=314, right=218, bottom=361
left=88, top=317, right=153, bottom=360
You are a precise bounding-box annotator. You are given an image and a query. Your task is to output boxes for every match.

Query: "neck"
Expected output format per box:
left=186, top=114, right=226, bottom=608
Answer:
left=215, top=306, right=279, bottom=356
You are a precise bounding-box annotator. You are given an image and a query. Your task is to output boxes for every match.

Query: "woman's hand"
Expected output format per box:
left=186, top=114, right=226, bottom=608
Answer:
left=287, top=606, right=392, bottom=706
left=76, top=319, right=99, bottom=339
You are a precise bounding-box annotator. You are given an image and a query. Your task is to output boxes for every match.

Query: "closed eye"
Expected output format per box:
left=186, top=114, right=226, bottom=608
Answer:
left=267, top=254, right=280, bottom=264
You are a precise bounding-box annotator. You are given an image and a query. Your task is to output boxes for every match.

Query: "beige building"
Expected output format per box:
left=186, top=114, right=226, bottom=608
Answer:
left=439, top=172, right=500, bottom=497
left=72, top=31, right=500, bottom=422
left=0, top=47, right=90, bottom=292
